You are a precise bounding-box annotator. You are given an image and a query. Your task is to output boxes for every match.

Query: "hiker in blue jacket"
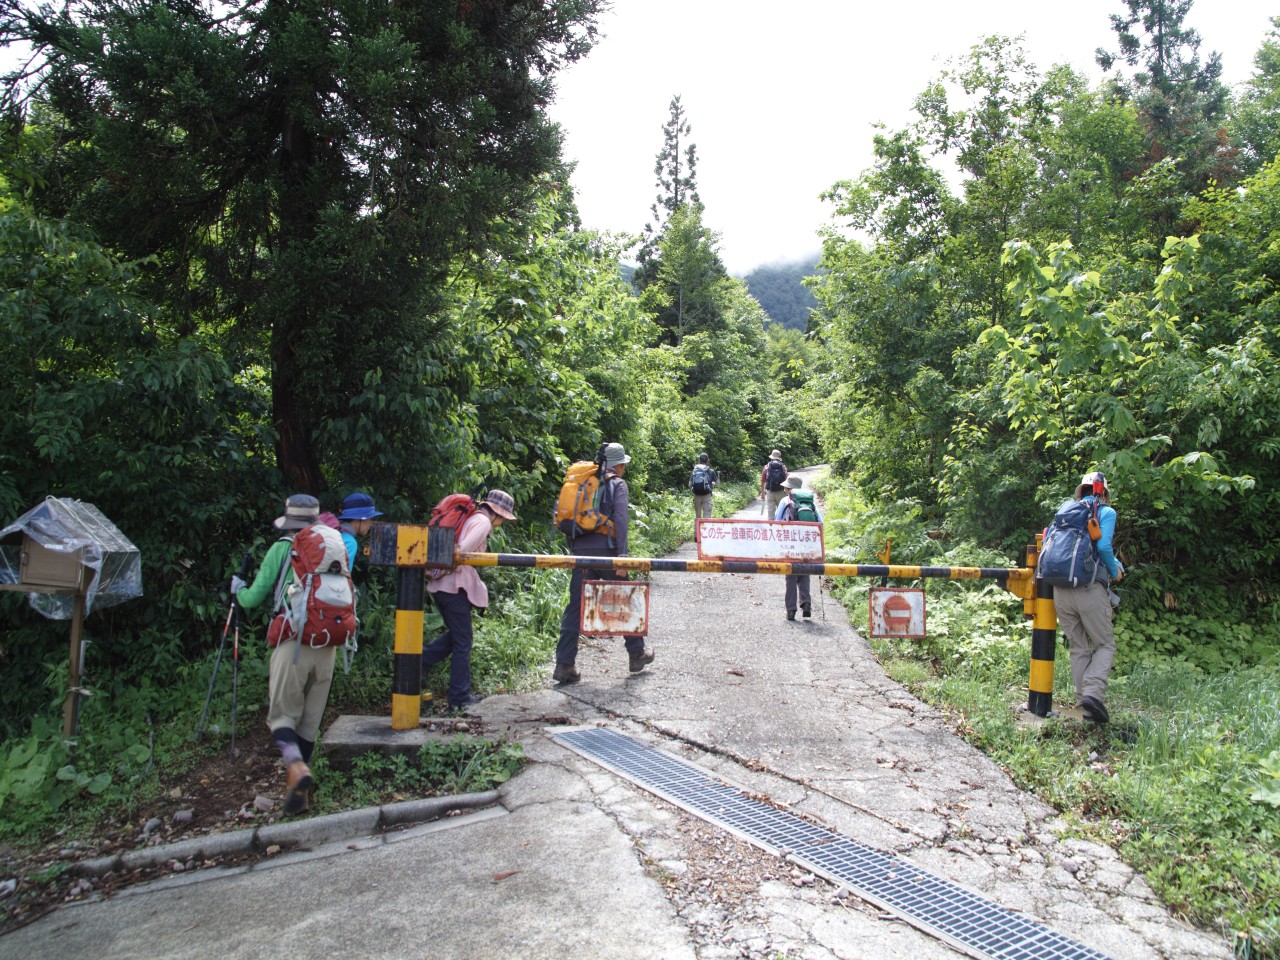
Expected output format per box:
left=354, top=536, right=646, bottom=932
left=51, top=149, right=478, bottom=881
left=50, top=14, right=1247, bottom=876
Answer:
left=1052, top=471, right=1124, bottom=724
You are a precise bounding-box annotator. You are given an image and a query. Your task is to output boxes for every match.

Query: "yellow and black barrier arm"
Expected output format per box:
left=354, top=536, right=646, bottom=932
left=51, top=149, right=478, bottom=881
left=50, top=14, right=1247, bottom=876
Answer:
left=366, top=522, right=1052, bottom=729
left=457, top=551, right=1034, bottom=585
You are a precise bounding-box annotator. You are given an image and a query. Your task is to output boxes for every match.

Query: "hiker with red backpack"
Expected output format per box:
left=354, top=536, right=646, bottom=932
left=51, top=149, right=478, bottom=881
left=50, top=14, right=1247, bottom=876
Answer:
left=230, top=493, right=361, bottom=815
left=423, top=490, right=518, bottom=712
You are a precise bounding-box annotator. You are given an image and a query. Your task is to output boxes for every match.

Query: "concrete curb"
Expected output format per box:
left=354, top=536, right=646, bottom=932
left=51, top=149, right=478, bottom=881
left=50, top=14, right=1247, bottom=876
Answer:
left=69, top=789, right=500, bottom=878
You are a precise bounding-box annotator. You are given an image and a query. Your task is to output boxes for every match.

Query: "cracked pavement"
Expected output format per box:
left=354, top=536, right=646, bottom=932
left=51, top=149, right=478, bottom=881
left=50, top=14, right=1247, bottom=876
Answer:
left=0, top=474, right=1233, bottom=960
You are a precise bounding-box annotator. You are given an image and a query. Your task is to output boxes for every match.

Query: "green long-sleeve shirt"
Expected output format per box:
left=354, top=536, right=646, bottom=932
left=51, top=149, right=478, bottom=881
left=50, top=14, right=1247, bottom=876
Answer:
left=235, top=538, right=291, bottom=612
left=236, top=533, right=358, bottom=613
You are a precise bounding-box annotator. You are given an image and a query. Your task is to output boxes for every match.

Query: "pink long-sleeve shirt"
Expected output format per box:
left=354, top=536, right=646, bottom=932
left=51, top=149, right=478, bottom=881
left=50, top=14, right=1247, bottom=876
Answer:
left=427, top=511, right=493, bottom=608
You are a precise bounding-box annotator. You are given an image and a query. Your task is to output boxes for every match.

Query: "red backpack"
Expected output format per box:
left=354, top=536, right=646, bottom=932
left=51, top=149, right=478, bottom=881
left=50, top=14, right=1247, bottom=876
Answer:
left=427, top=493, right=480, bottom=579
left=267, top=524, right=358, bottom=648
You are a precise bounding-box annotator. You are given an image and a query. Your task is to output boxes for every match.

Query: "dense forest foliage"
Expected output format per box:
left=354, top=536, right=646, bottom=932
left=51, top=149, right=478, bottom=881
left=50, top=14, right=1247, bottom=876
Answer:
left=806, top=13, right=1280, bottom=669
left=740, top=257, right=820, bottom=331
left=0, top=0, right=1274, bottom=733
left=0, top=1, right=1278, bottom=949
left=0, top=8, right=817, bottom=733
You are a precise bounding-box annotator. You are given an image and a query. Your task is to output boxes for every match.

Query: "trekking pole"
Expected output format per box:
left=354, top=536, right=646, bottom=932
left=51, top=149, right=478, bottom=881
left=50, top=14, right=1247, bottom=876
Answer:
left=229, top=552, right=250, bottom=758
left=197, top=553, right=250, bottom=741
left=196, top=597, right=235, bottom=740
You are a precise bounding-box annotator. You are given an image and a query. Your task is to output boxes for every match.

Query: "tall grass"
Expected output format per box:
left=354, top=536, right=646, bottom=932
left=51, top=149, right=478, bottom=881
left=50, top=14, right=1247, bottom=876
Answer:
left=816, top=474, right=1280, bottom=959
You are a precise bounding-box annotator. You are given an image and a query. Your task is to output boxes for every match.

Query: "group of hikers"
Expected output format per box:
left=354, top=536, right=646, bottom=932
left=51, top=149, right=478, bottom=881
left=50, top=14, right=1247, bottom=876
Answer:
left=229, top=446, right=1123, bottom=814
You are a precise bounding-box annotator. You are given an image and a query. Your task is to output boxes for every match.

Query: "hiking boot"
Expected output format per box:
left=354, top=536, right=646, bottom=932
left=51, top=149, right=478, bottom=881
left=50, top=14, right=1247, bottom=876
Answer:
left=553, top=663, right=581, bottom=685
left=1080, top=696, right=1110, bottom=724
left=628, top=647, right=655, bottom=674
left=283, top=760, right=313, bottom=816
left=786, top=611, right=796, bottom=621
left=449, top=692, right=485, bottom=712
left=802, top=606, right=812, bottom=619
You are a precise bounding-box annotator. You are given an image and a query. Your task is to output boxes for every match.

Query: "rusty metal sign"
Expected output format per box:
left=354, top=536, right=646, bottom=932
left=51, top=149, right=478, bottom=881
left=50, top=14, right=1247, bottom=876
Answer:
left=869, top=587, right=926, bottom=638
left=580, top=580, right=650, bottom=636
left=696, top=519, right=824, bottom=563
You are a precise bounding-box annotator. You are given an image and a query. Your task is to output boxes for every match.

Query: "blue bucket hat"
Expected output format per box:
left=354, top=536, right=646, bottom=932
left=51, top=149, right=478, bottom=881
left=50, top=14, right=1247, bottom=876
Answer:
left=338, top=492, right=382, bottom=521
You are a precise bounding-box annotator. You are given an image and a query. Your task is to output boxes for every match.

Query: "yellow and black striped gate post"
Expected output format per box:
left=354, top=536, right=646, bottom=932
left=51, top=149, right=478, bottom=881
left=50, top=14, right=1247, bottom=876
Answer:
left=369, top=522, right=433, bottom=730
left=390, top=566, right=425, bottom=729
left=1026, top=534, right=1057, bottom=716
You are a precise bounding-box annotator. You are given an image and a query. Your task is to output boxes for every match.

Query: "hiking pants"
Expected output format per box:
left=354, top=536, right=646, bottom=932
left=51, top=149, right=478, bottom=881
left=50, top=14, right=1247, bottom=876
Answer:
left=1053, top=581, right=1115, bottom=704
left=784, top=574, right=812, bottom=616
left=693, top=492, right=714, bottom=519
left=423, top=587, right=476, bottom=707
left=765, top=488, right=786, bottom=519
left=266, top=641, right=337, bottom=742
left=557, top=565, right=644, bottom=667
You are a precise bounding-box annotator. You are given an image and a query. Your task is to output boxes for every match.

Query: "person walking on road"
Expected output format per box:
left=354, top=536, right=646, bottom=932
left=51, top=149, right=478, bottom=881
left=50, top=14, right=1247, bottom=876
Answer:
left=1052, top=471, right=1124, bottom=724
left=423, top=490, right=518, bottom=712
left=554, top=442, right=654, bottom=684
left=760, top=449, right=789, bottom=519
left=690, top=452, right=718, bottom=521
left=776, top=476, right=822, bottom=621
left=231, top=494, right=357, bottom=815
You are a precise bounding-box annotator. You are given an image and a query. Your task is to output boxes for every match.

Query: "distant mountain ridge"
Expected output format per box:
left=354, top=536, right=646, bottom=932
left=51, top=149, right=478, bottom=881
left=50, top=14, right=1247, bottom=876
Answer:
left=741, top=256, right=821, bottom=331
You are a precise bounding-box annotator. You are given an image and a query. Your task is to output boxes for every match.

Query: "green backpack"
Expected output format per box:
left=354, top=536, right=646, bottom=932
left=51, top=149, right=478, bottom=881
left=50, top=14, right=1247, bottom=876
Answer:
left=788, top=491, right=819, bottom=522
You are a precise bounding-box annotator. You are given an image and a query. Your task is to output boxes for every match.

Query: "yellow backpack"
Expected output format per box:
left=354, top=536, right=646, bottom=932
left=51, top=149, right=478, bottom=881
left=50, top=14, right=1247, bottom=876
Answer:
left=553, top=460, right=616, bottom=539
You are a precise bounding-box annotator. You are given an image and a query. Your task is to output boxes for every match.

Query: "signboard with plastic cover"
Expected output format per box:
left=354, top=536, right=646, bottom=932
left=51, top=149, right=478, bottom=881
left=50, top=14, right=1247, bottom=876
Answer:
left=0, top=497, right=142, bottom=619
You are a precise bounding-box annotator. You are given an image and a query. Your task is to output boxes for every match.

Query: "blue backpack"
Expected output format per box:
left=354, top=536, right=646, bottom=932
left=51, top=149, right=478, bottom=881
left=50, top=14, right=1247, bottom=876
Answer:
left=1036, top=499, right=1101, bottom=588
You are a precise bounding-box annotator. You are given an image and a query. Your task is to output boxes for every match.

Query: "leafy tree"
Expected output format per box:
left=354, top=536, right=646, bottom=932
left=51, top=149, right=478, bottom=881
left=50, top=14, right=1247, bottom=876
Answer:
left=638, top=203, right=727, bottom=347
left=1095, top=0, right=1235, bottom=198
left=0, top=199, right=273, bottom=730
left=1232, top=17, right=1280, bottom=174
left=638, top=94, right=700, bottom=272
left=1, top=0, right=605, bottom=496
left=441, top=187, right=658, bottom=504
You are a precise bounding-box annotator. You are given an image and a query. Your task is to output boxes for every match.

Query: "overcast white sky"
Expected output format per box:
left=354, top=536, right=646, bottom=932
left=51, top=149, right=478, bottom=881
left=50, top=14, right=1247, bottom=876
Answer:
left=547, top=0, right=1277, bottom=276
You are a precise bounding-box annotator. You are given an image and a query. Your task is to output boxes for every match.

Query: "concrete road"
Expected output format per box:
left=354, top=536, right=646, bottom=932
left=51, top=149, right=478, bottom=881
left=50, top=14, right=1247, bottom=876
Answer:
left=0, top=473, right=1232, bottom=960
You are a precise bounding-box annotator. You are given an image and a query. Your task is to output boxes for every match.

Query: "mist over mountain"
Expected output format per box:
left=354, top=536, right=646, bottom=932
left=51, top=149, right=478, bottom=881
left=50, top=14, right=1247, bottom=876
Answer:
left=740, top=256, right=821, bottom=331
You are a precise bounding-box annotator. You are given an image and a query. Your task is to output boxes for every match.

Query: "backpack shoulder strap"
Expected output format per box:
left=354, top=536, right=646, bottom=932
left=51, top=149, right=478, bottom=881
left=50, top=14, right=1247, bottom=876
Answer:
left=271, top=534, right=296, bottom=612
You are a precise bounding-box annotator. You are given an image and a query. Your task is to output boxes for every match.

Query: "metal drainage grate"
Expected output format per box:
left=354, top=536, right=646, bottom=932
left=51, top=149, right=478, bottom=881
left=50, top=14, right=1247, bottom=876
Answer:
left=554, top=726, right=1111, bottom=960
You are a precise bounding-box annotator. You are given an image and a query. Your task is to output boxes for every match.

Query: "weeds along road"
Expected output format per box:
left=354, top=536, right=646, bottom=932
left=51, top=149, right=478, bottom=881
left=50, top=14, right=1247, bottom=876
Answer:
left=0, top=468, right=1232, bottom=960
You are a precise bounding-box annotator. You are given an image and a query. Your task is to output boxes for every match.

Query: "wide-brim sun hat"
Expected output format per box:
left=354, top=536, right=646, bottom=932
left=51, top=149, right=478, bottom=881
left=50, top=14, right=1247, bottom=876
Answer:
left=481, top=489, right=518, bottom=521
left=339, top=491, right=382, bottom=521
left=1076, top=471, right=1110, bottom=498
left=769, top=449, right=782, bottom=460
left=274, top=493, right=320, bottom=530
left=783, top=476, right=804, bottom=489
left=603, top=442, right=631, bottom=468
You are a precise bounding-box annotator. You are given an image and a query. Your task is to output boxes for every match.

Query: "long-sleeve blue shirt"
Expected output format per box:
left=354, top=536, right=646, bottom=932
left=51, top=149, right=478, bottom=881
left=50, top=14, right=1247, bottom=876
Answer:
left=1081, top=496, right=1123, bottom=579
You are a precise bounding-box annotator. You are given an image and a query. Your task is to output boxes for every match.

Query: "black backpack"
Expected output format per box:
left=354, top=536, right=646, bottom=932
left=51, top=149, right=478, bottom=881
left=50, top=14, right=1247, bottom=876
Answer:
left=690, top=464, right=713, bottom=496
left=764, top=460, right=788, bottom=491
left=1036, top=499, right=1101, bottom=588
